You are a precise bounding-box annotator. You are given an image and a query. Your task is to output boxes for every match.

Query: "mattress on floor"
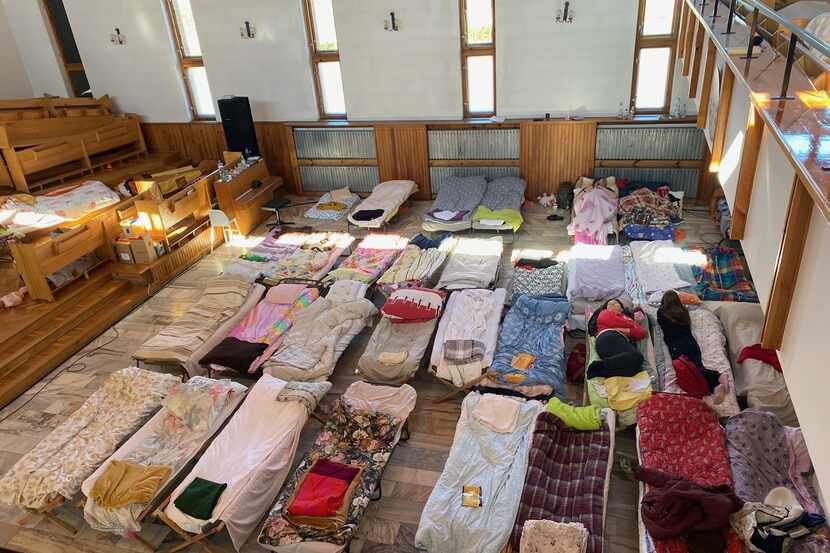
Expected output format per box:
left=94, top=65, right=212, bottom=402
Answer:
left=566, top=244, right=626, bottom=302
left=0, top=368, right=179, bottom=511
left=509, top=409, right=616, bottom=553
left=415, top=393, right=544, bottom=553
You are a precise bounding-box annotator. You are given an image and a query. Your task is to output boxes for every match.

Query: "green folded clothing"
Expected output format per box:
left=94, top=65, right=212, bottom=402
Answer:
left=546, top=397, right=602, bottom=431
left=472, top=206, right=524, bottom=232
left=240, top=253, right=268, bottom=262
left=173, top=477, right=227, bottom=520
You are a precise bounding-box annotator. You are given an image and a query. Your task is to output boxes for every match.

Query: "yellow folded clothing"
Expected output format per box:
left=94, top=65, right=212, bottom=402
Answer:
left=379, top=351, right=408, bottom=365
left=317, top=201, right=348, bottom=211
left=330, top=187, right=352, bottom=202
left=91, top=460, right=171, bottom=510
left=604, top=371, right=652, bottom=411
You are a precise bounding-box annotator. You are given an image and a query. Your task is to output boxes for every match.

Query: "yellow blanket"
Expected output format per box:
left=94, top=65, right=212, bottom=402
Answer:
left=90, top=460, right=171, bottom=510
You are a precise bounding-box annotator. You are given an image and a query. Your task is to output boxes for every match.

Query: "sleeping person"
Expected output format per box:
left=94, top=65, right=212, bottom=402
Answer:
left=586, top=299, right=646, bottom=379
left=657, top=290, right=728, bottom=403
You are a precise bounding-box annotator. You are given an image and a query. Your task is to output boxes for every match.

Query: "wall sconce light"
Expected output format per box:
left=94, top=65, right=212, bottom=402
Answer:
left=240, top=20, right=256, bottom=39
left=384, top=11, right=400, bottom=31
left=555, top=1, right=574, bottom=23
left=109, top=27, right=126, bottom=45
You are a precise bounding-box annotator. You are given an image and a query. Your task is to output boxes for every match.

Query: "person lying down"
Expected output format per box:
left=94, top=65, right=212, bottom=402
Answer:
left=586, top=299, right=646, bottom=380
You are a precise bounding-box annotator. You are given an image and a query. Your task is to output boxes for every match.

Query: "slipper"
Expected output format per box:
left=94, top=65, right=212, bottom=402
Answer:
left=547, top=213, right=564, bottom=221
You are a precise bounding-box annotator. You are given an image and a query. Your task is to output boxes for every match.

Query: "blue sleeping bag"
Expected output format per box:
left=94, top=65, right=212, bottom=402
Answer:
left=488, top=294, right=571, bottom=396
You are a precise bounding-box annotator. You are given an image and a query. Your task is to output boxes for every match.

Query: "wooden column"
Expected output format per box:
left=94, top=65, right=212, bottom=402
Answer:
left=762, top=178, right=814, bottom=350
left=730, top=107, right=765, bottom=239
left=519, top=120, right=596, bottom=197
left=697, top=38, right=717, bottom=128
left=682, top=16, right=696, bottom=76
left=375, top=124, right=431, bottom=199
left=710, top=65, right=735, bottom=171
left=688, top=24, right=706, bottom=97
left=678, top=2, right=690, bottom=57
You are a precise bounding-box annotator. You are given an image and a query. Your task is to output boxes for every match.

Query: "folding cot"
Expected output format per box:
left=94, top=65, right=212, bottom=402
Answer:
left=422, top=175, right=487, bottom=232
left=472, top=176, right=527, bottom=234
left=566, top=243, right=627, bottom=303
left=375, top=240, right=453, bottom=297
left=157, top=376, right=332, bottom=552
left=80, top=377, right=247, bottom=545
left=347, top=179, right=417, bottom=229
left=0, top=368, right=179, bottom=533
left=436, top=236, right=503, bottom=291
left=257, top=381, right=417, bottom=553
left=322, top=233, right=408, bottom=286
left=261, top=232, right=354, bottom=284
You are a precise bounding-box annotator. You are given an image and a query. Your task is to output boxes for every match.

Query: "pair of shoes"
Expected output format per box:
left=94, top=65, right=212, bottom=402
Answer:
left=547, top=213, right=564, bottom=221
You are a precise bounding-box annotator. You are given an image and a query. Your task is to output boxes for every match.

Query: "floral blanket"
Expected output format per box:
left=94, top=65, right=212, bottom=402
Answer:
left=619, top=188, right=675, bottom=228
left=693, top=246, right=758, bottom=303
left=81, top=377, right=246, bottom=533
left=324, top=235, right=409, bottom=285
left=0, top=368, right=179, bottom=510
left=258, top=400, right=402, bottom=548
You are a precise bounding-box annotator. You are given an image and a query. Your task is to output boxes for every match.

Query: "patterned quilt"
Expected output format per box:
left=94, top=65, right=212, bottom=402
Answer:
left=0, top=368, right=179, bottom=510
left=324, top=234, right=408, bottom=284
left=637, top=393, right=742, bottom=553
left=510, top=412, right=613, bottom=553
left=693, top=246, right=758, bottom=303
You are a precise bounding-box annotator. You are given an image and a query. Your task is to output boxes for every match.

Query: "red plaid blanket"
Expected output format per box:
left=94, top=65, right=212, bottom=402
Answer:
left=510, top=412, right=612, bottom=553
left=637, top=393, right=742, bottom=553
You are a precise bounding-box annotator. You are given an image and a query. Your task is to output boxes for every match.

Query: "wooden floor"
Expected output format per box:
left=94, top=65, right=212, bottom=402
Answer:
left=0, top=200, right=723, bottom=553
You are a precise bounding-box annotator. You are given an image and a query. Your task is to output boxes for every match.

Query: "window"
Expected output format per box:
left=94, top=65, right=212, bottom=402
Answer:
left=164, top=0, right=215, bottom=119
left=42, top=0, right=91, bottom=97
left=631, top=0, right=681, bottom=113
left=461, top=0, right=495, bottom=117
left=304, top=0, right=346, bottom=118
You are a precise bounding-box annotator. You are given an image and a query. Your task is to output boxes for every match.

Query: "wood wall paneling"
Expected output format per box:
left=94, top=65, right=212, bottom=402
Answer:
left=682, top=16, right=696, bottom=76
left=730, top=107, right=765, bottom=239
left=710, top=65, right=735, bottom=171
left=375, top=124, right=431, bottom=200
left=696, top=38, right=717, bottom=129
left=688, top=24, right=705, bottom=98
left=762, top=177, right=814, bottom=350
left=519, top=120, right=597, bottom=197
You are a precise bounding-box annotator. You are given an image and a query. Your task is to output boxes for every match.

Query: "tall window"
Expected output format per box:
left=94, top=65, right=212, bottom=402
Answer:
left=304, top=0, right=346, bottom=118
left=631, top=0, right=680, bottom=113
left=164, top=0, right=215, bottom=119
left=461, top=0, right=495, bottom=117
left=42, top=0, right=90, bottom=97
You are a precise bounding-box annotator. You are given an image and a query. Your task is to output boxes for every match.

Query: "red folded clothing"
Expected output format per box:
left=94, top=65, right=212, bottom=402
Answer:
left=287, top=459, right=360, bottom=517
left=737, top=343, right=781, bottom=373
left=673, top=356, right=710, bottom=399
left=381, top=288, right=445, bottom=323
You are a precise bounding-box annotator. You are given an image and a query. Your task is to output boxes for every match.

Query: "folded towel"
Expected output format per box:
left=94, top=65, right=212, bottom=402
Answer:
left=91, top=460, right=171, bottom=510
left=330, top=187, right=352, bottom=202
left=474, top=393, right=523, bottom=433
left=174, top=477, right=228, bottom=520
left=379, top=351, right=408, bottom=365
left=444, top=339, right=485, bottom=364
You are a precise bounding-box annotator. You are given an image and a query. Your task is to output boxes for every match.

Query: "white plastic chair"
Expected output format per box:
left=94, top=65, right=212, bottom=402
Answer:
left=208, top=209, right=239, bottom=251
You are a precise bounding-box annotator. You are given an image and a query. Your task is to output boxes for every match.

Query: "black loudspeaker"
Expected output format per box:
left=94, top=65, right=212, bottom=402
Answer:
left=217, top=96, right=260, bottom=157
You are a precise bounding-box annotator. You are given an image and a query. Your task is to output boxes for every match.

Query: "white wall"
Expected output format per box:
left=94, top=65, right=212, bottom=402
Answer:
left=0, top=2, right=33, bottom=99
left=334, top=0, right=462, bottom=120
left=63, top=0, right=190, bottom=122
left=1, top=0, right=69, bottom=97
left=496, top=0, right=638, bottom=118
left=717, top=79, right=751, bottom=205
left=191, top=0, right=318, bottom=121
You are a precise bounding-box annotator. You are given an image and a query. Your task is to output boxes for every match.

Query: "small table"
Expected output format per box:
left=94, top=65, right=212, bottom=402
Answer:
left=260, top=197, right=317, bottom=228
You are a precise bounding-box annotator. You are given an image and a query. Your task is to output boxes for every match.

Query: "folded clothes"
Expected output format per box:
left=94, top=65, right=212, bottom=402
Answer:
left=444, top=339, right=485, bottom=364
left=380, top=288, right=445, bottom=323
left=379, top=351, right=408, bottom=365
left=479, top=219, right=505, bottom=226
left=287, top=459, right=360, bottom=517
left=285, top=466, right=363, bottom=532
left=330, top=187, right=352, bottom=202
left=410, top=232, right=452, bottom=250
left=90, top=460, right=171, bottom=510
left=199, top=336, right=268, bottom=374
left=519, top=519, right=589, bottom=553
left=351, top=209, right=385, bottom=221
left=515, top=258, right=557, bottom=269
left=429, top=209, right=469, bottom=222
left=173, top=477, right=228, bottom=520
left=738, top=343, right=782, bottom=373
left=474, top=393, right=522, bottom=433
left=317, top=201, right=348, bottom=212
left=546, top=397, right=601, bottom=431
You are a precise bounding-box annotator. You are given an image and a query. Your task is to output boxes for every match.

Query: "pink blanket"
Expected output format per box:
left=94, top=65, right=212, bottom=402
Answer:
left=572, top=186, right=617, bottom=245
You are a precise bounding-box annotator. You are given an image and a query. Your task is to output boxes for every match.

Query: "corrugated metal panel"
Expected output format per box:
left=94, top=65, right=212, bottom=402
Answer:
left=593, top=167, right=700, bottom=197
left=428, top=129, right=519, bottom=159
left=430, top=166, right=521, bottom=194
left=300, top=166, right=379, bottom=193
left=294, top=128, right=376, bottom=159
left=596, top=125, right=705, bottom=160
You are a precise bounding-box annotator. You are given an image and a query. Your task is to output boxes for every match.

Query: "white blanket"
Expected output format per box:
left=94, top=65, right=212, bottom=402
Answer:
left=630, top=240, right=693, bottom=294
left=347, top=179, right=417, bottom=228
left=437, top=237, right=503, bottom=290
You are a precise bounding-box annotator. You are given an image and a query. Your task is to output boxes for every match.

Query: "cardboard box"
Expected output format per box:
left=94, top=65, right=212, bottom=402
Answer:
left=115, top=239, right=134, bottom=264
left=130, top=234, right=158, bottom=265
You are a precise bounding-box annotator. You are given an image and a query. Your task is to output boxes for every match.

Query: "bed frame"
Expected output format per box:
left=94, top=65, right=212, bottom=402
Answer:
left=0, top=115, right=146, bottom=193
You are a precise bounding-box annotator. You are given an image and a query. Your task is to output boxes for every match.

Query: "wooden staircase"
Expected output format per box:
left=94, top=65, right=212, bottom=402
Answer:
left=0, top=263, right=148, bottom=408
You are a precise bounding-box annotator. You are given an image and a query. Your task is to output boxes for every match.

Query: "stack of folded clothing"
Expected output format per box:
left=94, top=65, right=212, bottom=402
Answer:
left=305, top=187, right=361, bottom=221
left=283, top=459, right=362, bottom=532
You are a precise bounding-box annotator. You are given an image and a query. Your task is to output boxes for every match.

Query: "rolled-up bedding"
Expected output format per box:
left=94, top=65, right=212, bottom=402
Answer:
left=415, top=393, right=543, bottom=553
left=472, top=176, right=526, bottom=232
left=347, top=179, right=417, bottom=228
left=263, top=280, right=376, bottom=382
left=258, top=381, right=417, bottom=552
left=509, top=409, right=616, bottom=553
left=0, top=368, right=180, bottom=511
left=80, top=377, right=247, bottom=534
left=422, top=175, right=487, bottom=232
left=485, top=294, right=571, bottom=397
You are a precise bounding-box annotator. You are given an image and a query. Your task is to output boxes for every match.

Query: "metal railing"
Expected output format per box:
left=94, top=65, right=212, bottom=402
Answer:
left=694, top=0, right=830, bottom=99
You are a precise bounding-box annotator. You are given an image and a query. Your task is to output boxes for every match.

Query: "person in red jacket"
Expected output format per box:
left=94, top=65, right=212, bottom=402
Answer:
left=586, top=299, right=646, bottom=379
